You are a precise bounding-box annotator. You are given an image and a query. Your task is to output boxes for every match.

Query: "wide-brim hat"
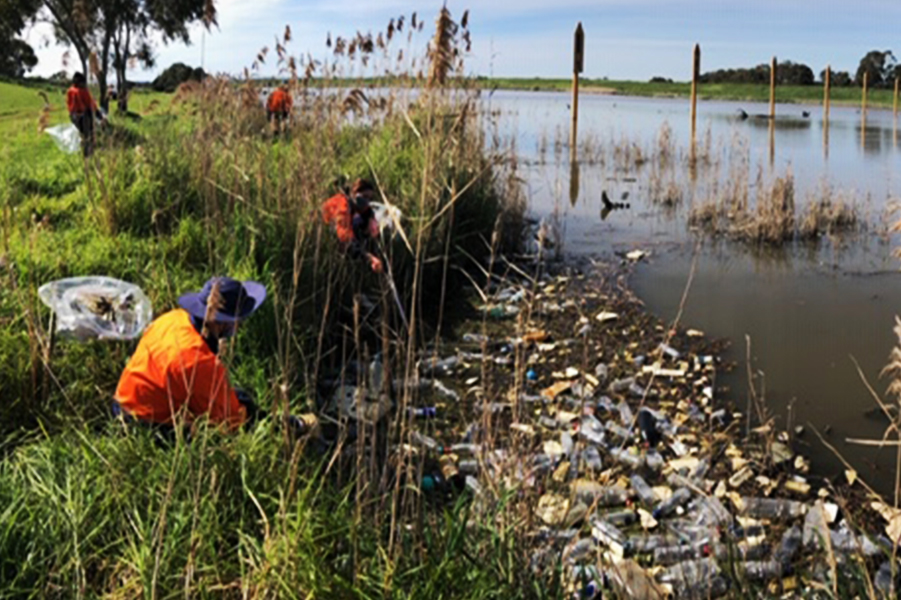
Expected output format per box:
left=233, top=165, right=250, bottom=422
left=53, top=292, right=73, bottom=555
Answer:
left=178, top=276, right=266, bottom=323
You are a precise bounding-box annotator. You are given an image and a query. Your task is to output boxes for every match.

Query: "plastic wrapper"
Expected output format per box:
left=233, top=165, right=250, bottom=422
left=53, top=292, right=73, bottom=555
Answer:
left=45, top=124, right=82, bottom=154
left=38, top=276, right=152, bottom=341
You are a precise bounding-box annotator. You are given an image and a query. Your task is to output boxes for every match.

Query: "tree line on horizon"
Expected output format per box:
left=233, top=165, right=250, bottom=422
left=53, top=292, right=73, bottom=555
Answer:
left=679, top=50, right=900, bottom=88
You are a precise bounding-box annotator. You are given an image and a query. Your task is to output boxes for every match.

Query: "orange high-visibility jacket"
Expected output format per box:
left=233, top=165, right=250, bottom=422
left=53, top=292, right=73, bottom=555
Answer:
left=114, top=309, right=246, bottom=429
left=66, top=86, right=97, bottom=114
left=267, top=88, right=293, bottom=113
left=322, top=193, right=355, bottom=244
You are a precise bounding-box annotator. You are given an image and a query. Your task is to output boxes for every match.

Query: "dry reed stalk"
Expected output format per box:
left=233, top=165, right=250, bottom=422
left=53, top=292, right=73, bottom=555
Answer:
left=427, top=7, right=457, bottom=88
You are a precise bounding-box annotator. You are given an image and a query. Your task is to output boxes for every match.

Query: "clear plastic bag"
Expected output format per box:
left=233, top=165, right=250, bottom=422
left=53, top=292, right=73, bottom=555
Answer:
left=44, top=124, right=82, bottom=154
left=38, top=277, right=153, bottom=341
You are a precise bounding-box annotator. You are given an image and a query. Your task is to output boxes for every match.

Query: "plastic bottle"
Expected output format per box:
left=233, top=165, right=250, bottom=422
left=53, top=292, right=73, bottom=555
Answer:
left=659, top=343, right=680, bottom=359
left=628, top=383, right=645, bottom=398
left=625, top=534, right=668, bottom=555
left=658, top=557, right=721, bottom=588
left=408, top=406, right=437, bottom=418
left=410, top=431, right=439, bottom=451
left=740, top=497, right=806, bottom=521
left=630, top=474, right=656, bottom=505
left=596, top=395, right=615, bottom=412
left=604, top=420, right=631, bottom=440
left=742, top=560, right=782, bottom=581
left=608, top=377, right=635, bottom=394
left=645, top=449, right=664, bottom=471
left=590, top=518, right=626, bottom=549
left=579, top=416, right=606, bottom=446
left=653, top=488, right=692, bottom=520
left=653, top=545, right=708, bottom=566
left=463, top=333, right=488, bottom=344
left=448, top=443, right=479, bottom=455
left=775, top=524, right=802, bottom=565
left=581, top=446, right=603, bottom=471
left=432, top=379, right=460, bottom=402
left=603, top=510, right=638, bottom=527
left=458, top=459, right=479, bottom=475
left=572, top=481, right=630, bottom=507
left=617, top=400, right=634, bottom=425
left=608, top=447, right=644, bottom=470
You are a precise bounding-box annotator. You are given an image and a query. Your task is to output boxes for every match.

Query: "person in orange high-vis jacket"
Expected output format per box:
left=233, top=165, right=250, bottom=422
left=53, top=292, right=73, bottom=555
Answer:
left=322, top=178, right=383, bottom=273
left=114, top=276, right=267, bottom=433
left=66, top=72, right=102, bottom=157
left=266, top=83, right=293, bottom=136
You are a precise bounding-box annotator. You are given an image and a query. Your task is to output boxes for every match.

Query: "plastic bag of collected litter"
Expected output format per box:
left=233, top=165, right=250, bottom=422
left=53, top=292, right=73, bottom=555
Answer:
left=38, top=276, right=152, bottom=341
left=44, top=124, right=81, bottom=154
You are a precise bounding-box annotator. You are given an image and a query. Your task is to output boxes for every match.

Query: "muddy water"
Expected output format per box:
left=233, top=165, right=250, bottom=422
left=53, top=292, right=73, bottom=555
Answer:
left=489, top=89, right=901, bottom=493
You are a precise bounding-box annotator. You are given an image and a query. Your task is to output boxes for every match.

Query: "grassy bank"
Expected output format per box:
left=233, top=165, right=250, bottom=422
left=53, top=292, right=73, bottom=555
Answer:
left=479, top=77, right=900, bottom=109
left=0, top=11, right=558, bottom=595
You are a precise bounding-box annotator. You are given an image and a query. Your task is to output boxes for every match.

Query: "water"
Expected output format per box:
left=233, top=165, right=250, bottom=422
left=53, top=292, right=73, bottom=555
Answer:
left=486, top=89, right=901, bottom=492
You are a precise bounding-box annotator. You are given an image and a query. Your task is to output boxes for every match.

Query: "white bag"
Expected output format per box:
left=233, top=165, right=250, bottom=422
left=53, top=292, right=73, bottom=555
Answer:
left=38, top=277, right=153, bottom=341
left=45, top=124, right=82, bottom=154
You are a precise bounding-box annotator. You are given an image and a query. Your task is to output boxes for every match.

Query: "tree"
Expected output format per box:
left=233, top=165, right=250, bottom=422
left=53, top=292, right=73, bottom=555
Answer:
left=0, top=39, right=37, bottom=77
left=151, top=61, right=205, bottom=92
left=819, top=69, right=853, bottom=87
left=855, top=50, right=896, bottom=87
left=3, top=0, right=215, bottom=112
left=0, top=0, right=40, bottom=77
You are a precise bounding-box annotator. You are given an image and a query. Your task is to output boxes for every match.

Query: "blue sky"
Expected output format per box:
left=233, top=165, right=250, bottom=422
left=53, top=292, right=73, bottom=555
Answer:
left=22, top=0, right=901, bottom=81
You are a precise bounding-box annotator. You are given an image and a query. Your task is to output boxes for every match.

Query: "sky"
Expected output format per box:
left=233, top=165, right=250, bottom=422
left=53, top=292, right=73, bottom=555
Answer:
left=19, top=0, right=901, bottom=82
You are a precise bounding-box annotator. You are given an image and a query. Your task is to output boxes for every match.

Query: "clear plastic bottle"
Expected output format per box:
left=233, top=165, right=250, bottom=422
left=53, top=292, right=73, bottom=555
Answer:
left=608, top=447, right=644, bottom=470
left=410, top=431, right=439, bottom=451
left=630, top=474, right=656, bottom=505
left=653, top=487, right=692, bottom=520
left=740, top=497, right=806, bottom=521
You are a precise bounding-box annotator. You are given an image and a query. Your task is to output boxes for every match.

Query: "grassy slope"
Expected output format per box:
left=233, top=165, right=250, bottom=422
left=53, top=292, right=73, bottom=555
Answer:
left=479, top=77, right=900, bottom=108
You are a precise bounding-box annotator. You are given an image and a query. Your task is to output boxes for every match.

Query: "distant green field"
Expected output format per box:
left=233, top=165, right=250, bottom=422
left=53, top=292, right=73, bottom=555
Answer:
left=478, top=77, right=900, bottom=109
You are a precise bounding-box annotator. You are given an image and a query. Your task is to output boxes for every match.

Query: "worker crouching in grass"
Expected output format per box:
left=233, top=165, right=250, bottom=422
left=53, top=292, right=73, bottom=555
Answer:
left=266, top=83, right=293, bottom=138
left=113, top=276, right=317, bottom=441
left=66, top=72, right=105, bottom=157
left=321, top=178, right=384, bottom=274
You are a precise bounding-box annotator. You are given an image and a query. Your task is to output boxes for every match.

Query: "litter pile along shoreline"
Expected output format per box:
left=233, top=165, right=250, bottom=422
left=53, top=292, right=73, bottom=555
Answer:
left=394, top=254, right=898, bottom=598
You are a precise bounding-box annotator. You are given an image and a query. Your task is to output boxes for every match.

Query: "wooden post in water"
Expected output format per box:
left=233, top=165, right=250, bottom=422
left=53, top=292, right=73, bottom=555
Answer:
left=570, top=22, right=584, bottom=159
left=861, top=71, right=868, bottom=149
left=894, top=77, right=898, bottom=119
left=769, top=56, right=777, bottom=120
left=823, top=65, right=831, bottom=158
left=569, top=23, right=584, bottom=205
left=690, top=44, right=700, bottom=146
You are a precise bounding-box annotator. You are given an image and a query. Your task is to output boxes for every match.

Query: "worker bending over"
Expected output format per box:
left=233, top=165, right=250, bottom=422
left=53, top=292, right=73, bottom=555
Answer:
left=321, top=178, right=383, bottom=273
left=266, top=83, right=293, bottom=137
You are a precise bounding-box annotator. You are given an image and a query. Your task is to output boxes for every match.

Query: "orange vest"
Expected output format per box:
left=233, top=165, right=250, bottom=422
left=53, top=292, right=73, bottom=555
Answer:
left=267, top=88, right=292, bottom=113
left=114, top=309, right=246, bottom=429
left=322, top=193, right=355, bottom=244
left=66, top=86, right=97, bottom=114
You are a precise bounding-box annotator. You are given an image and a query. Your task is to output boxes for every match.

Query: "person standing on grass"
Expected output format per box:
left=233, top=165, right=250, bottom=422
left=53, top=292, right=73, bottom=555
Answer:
left=266, top=83, right=293, bottom=137
left=66, top=72, right=103, bottom=157
left=322, top=178, right=384, bottom=273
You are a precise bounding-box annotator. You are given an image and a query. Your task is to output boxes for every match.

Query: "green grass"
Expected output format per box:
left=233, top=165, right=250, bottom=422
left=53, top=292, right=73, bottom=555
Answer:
left=478, top=77, right=900, bottom=109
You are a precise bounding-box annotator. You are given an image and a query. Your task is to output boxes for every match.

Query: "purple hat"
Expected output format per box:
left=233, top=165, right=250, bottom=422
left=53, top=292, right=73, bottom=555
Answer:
left=178, top=276, right=266, bottom=323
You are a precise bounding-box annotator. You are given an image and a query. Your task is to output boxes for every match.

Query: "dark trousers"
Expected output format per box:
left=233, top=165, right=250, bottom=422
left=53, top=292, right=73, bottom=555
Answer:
left=70, top=111, right=95, bottom=157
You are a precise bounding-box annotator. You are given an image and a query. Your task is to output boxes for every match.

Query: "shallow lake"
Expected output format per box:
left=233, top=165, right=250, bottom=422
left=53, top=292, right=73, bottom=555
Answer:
left=487, top=89, right=901, bottom=493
